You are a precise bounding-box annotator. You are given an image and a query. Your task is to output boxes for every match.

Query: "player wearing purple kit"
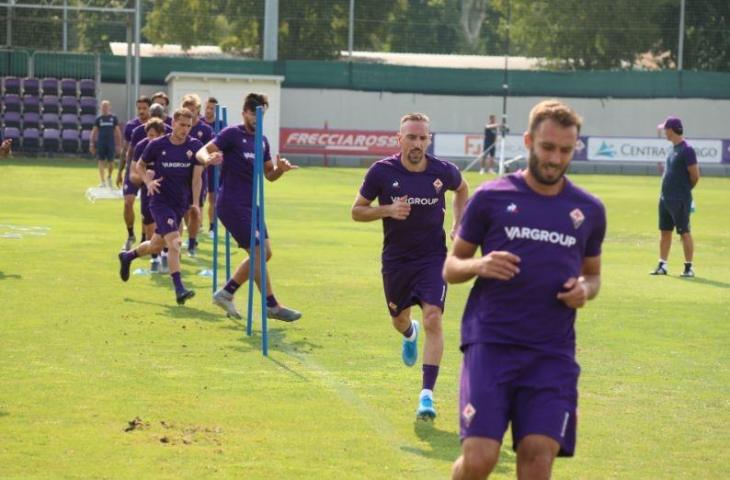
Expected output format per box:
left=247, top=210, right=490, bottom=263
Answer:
left=351, top=113, right=469, bottom=420
left=203, top=97, right=218, bottom=128
left=181, top=94, right=214, bottom=257
left=117, top=96, right=151, bottom=251
left=118, top=109, right=221, bottom=304
left=128, top=118, right=167, bottom=273
left=445, top=100, right=606, bottom=479
left=151, top=91, right=172, bottom=127
left=196, top=93, right=302, bottom=322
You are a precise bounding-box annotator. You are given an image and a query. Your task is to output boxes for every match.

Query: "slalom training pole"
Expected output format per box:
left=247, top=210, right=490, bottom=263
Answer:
left=211, top=104, right=221, bottom=293
left=255, top=105, right=268, bottom=356
left=246, top=112, right=260, bottom=338
left=222, top=106, right=231, bottom=281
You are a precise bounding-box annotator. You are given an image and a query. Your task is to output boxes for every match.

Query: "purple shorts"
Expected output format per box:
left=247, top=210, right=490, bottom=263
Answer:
left=139, top=186, right=154, bottom=225
left=217, top=205, right=268, bottom=249
left=123, top=173, right=139, bottom=197
left=150, top=203, right=186, bottom=237
left=459, top=343, right=579, bottom=457
left=382, top=259, right=446, bottom=317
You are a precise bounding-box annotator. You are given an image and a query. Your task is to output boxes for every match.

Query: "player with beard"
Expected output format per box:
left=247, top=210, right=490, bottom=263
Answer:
left=445, top=100, right=606, bottom=479
left=196, top=93, right=302, bottom=322
left=351, top=113, right=469, bottom=420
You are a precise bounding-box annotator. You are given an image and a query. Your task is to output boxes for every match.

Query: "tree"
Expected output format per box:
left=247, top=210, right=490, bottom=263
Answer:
left=143, top=0, right=222, bottom=51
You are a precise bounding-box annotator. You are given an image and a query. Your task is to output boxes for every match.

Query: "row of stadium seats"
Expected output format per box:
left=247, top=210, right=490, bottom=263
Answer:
left=2, top=94, right=97, bottom=115
left=1, top=112, right=97, bottom=131
left=1, top=77, right=95, bottom=97
left=3, top=127, right=93, bottom=154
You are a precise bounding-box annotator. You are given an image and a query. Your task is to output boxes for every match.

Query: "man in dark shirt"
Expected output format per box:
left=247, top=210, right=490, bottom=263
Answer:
left=479, top=114, right=499, bottom=175
left=90, top=100, right=122, bottom=187
left=651, top=117, right=700, bottom=278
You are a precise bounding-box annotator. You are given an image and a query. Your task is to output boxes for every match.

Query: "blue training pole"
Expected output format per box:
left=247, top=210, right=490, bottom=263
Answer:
left=222, top=107, right=231, bottom=282
left=246, top=116, right=260, bottom=338
left=211, top=104, right=222, bottom=293
left=256, top=106, right=268, bottom=356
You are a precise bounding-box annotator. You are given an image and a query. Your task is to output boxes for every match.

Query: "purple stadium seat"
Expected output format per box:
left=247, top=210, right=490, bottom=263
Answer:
left=4, top=94, right=22, bottom=112
left=3, top=126, right=20, bottom=143
left=23, top=95, right=40, bottom=113
left=21, top=127, right=40, bottom=151
left=42, top=95, right=60, bottom=114
left=42, top=113, right=60, bottom=130
left=4, top=77, right=21, bottom=95
left=80, top=114, right=95, bottom=130
left=61, top=113, right=79, bottom=130
left=79, top=97, right=97, bottom=115
left=43, top=128, right=61, bottom=152
left=61, top=96, right=78, bottom=114
left=80, top=129, right=92, bottom=152
left=22, top=78, right=40, bottom=96
left=23, top=112, right=41, bottom=130
left=60, top=78, right=77, bottom=97
left=79, top=79, right=95, bottom=97
left=41, top=77, right=59, bottom=96
left=61, top=129, right=80, bottom=153
left=3, top=111, right=21, bottom=129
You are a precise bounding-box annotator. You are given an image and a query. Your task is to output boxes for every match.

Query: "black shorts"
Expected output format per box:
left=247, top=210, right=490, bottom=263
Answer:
left=97, top=142, right=115, bottom=162
left=659, top=197, right=691, bottom=234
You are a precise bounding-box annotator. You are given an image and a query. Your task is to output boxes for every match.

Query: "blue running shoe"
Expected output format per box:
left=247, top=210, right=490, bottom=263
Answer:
left=416, top=391, right=436, bottom=420
left=401, top=320, right=419, bottom=367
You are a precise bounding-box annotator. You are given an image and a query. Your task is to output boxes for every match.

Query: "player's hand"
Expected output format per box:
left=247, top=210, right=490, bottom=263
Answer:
left=115, top=173, right=123, bottom=188
left=556, top=277, right=589, bottom=309
left=389, top=196, right=411, bottom=220
left=115, top=147, right=121, bottom=156
left=449, top=224, right=458, bottom=240
left=207, top=151, right=224, bottom=166
left=276, top=155, right=298, bottom=173
left=130, top=171, right=142, bottom=186
left=146, top=177, right=162, bottom=195
left=89, top=145, right=96, bottom=155
left=473, top=251, right=521, bottom=280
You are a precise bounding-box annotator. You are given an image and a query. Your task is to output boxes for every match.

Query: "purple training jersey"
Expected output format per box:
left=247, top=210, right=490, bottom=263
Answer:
left=359, top=154, right=462, bottom=265
left=212, top=125, right=271, bottom=210
left=123, top=117, right=142, bottom=143
left=457, top=171, right=606, bottom=356
left=130, top=122, right=172, bottom=150
left=141, top=134, right=204, bottom=211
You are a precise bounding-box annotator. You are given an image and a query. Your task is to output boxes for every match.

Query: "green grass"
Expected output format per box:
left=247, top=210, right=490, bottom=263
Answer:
left=0, top=157, right=728, bottom=479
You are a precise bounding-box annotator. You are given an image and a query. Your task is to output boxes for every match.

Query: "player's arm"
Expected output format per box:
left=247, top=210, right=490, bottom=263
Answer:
left=191, top=164, right=204, bottom=212
left=195, top=141, right=222, bottom=166
left=443, top=236, right=521, bottom=284
left=264, top=154, right=298, bottom=182
left=114, top=125, right=122, bottom=156
left=449, top=179, right=469, bottom=240
left=556, top=255, right=601, bottom=309
left=89, top=126, right=98, bottom=155
left=351, top=193, right=410, bottom=222
left=688, top=163, right=700, bottom=188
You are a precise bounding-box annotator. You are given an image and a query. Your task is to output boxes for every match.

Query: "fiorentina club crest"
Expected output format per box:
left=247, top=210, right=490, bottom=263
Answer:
left=186, top=150, right=193, bottom=159
left=392, top=180, right=400, bottom=189
left=570, top=208, right=585, bottom=229
left=167, top=218, right=174, bottom=226
left=462, top=402, right=476, bottom=427
left=197, top=130, right=203, bottom=138
left=433, top=178, right=443, bottom=193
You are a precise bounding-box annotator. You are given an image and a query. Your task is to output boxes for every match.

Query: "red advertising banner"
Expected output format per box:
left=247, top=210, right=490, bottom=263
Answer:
left=280, top=128, right=399, bottom=156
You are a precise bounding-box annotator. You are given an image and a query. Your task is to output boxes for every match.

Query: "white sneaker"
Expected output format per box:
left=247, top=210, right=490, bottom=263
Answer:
left=479, top=168, right=485, bottom=175
left=213, top=289, right=242, bottom=319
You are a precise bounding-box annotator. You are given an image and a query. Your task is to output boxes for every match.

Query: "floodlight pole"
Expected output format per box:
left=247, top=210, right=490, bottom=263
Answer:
left=498, top=0, right=511, bottom=176
left=263, top=0, right=278, bottom=60
left=677, top=0, right=685, bottom=70
left=62, top=0, right=68, bottom=51
left=6, top=0, right=12, bottom=46
left=133, top=0, right=141, bottom=102
left=348, top=0, right=355, bottom=58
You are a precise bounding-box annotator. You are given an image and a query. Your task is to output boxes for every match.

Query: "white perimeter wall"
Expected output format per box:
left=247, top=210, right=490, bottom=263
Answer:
left=99, top=84, right=730, bottom=141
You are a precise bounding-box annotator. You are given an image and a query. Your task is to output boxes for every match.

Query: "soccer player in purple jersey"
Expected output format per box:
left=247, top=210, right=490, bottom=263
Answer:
left=181, top=94, right=214, bottom=257
left=196, top=93, right=302, bottom=322
left=129, top=118, right=167, bottom=273
left=118, top=108, right=221, bottom=305
left=351, top=113, right=469, bottom=420
left=444, top=100, right=606, bottom=479
left=117, top=96, right=151, bottom=250
left=203, top=97, right=218, bottom=128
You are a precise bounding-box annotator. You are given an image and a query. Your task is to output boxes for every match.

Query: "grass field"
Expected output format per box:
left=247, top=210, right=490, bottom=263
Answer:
left=1, top=157, right=728, bottom=479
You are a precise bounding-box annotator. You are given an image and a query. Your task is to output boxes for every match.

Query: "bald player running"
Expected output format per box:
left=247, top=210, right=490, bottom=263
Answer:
left=196, top=92, right=302, bottom=322
left=351, top=112, right=469, bottom=420
left=118, top=109, right=221, bottom=304
left=445, top=100, right=606, bottom=480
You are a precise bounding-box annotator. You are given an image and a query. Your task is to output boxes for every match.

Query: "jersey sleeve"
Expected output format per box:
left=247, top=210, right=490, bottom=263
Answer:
left=584, top=201, right=606, bottom=258
left=94, top=116, right=102, bottom=128
left=684, top=146, right=698, bottom=167
left=124, top=122, right=134, bottom=142
left=140, top=141, right=157, bottom=170
left=445, top=162, right=463, bottom=191
left=359, top=163, right=381, bottom=201
left=113, top=116, right=119, bottom=127
left=263, top=137, right=272, bottom=162
left=457, top=188, right=490, bottom=246
left=191, top=139, right=205, bottom=165
left=133, top=141, right=147, bottom=163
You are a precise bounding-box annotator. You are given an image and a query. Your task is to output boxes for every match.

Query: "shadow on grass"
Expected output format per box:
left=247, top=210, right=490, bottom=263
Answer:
left=0, top=271, right=22, bottom=280
left=403, top=422, right=515, bottom=475
left=123, top=297, right=223, bottom=322
left=667, top=275, right=730, bottom=289
left=2, top=155, right=93, bottom=169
